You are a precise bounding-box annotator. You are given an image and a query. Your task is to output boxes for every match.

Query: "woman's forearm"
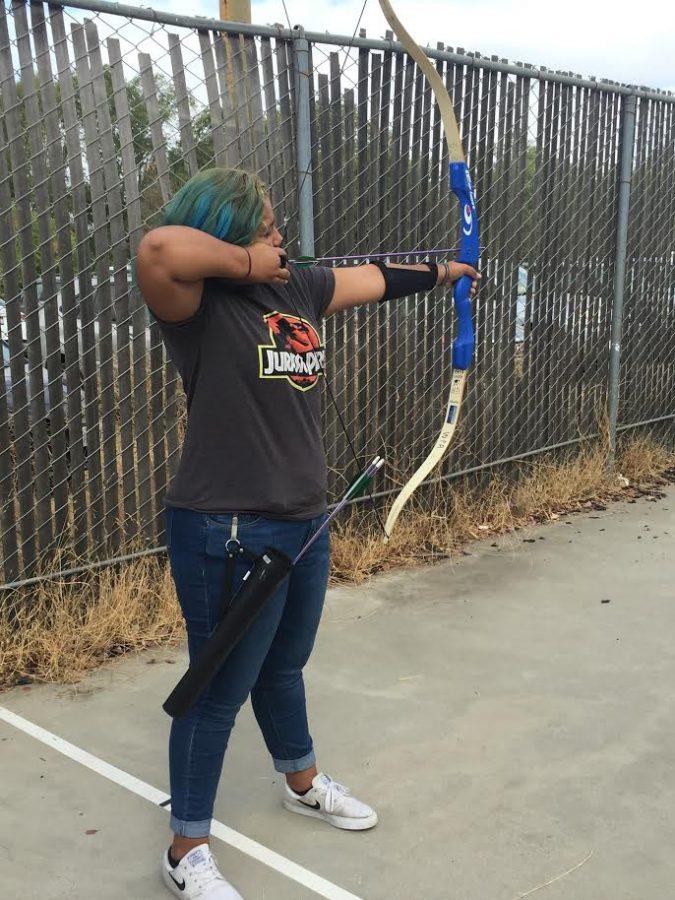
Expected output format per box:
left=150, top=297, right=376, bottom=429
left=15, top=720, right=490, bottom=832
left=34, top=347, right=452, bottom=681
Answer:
left=329, top=260, right=479, bottom=314
left=142, top=225, right=249, bottom=282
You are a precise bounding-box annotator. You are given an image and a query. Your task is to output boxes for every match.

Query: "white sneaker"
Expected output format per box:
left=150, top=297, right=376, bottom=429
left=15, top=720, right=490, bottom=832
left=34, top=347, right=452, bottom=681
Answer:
left=160, top=843, right=243, bottom=899
left=283, top=772, right=378, bottom=830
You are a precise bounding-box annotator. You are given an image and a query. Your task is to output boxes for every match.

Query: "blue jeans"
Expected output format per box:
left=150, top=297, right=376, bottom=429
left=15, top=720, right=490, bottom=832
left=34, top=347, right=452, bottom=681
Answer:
left=165, top=506, right=330, bottom=837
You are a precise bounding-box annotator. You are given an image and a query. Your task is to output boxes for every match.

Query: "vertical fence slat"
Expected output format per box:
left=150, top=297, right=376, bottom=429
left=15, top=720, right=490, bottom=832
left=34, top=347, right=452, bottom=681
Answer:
left=31, top=2, right=84, bottom=553
left=260, top=36, right=285, bottom=203
left=76, top=20, right=120, bottom=554
left=106, top=34, right=153, bottom=546
left=273, top=37, right=295, bottom=249
left=138, top=52, right=177, bottom=540
left=198, top=30, right=228, bottom=168
left=227, top=34, right=254, bottom=167
left=242, top=35, right=266, bottom=174
left=15, top=1, right=69, bottom=555
left=0, top=96, right=21, bottom=582
left=106, top=37, right=138, bottom=544
left=50, top=7, right=99, bottom=560
left=168, top=33, right=200, bottom=179
left=87, top=19, right=128, bottom=554
left=6, top=1, right=54, bottom=566
left=211, top=33, right=241, bottom=169
left=2, top=8, right=44, bottom=568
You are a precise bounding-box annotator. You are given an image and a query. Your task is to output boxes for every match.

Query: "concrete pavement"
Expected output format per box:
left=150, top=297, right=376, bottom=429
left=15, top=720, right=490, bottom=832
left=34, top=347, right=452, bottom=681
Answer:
left=1, top=487, right=673, bottom=899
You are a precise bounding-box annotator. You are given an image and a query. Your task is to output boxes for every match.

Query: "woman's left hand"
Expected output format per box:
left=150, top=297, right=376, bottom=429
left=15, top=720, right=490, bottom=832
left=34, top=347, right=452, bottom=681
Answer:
left=439, top=261, right=481, bottom=297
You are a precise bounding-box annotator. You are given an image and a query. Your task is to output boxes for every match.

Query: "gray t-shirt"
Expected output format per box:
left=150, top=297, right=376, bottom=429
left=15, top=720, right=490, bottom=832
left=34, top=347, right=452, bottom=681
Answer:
left=154, top=264, right=335, bottom=520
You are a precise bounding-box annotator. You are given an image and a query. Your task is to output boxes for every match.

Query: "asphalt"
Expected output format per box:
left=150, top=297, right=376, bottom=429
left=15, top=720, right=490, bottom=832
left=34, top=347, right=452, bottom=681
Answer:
left=1, top=486, right=674, bottom=900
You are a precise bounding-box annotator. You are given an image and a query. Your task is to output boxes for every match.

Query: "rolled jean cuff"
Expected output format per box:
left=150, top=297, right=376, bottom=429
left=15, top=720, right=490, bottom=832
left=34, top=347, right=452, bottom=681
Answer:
left=273, top=749, right=316, bottom=774
left=169, top=814, right=212, bottom=838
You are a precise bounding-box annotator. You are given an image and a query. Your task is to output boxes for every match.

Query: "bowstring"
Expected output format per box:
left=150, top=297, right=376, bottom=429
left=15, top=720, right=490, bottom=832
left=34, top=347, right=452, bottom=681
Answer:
left=277, top=229, right=388, bottom=537
left=278, top=0, right=388, bottom=537
left=281, top=0, right=455, bottom=272
left=281, top=0, right=370, bottom=212
left=276, top=0, right=475, bottom=535
left=282, top=0, right=457, bottom=267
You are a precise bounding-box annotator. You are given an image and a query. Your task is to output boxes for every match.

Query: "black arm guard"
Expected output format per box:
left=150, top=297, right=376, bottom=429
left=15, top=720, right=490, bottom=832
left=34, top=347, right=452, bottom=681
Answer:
left=371, top=260, right=439, bottom=302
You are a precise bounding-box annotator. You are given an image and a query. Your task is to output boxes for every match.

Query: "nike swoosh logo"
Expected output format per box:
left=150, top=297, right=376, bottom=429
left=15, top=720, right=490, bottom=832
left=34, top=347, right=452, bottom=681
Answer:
left=169, top=871, right=186, bottom=890
left=299, top=798, right=321, bottom=810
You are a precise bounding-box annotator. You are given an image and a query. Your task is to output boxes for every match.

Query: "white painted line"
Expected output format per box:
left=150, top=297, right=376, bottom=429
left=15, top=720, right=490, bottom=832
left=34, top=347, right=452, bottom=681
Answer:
left=0, top=705, right=365, bottom=900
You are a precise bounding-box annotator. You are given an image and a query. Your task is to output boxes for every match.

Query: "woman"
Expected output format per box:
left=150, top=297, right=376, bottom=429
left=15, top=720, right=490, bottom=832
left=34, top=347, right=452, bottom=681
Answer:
left=136, top=168, right=479, bottom=900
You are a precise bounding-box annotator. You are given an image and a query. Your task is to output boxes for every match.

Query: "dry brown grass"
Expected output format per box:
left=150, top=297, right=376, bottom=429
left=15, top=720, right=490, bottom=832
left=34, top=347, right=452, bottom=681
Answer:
left=0, top=551, right=183, bottom=689
left=1, top=434, right=673, bottom=690
left=332, top=435, right=674, bottom=583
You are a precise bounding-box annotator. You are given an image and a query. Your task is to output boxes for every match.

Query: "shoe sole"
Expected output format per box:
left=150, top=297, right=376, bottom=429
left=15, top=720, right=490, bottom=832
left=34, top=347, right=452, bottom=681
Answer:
left=283, top=799, right=378, bottom=830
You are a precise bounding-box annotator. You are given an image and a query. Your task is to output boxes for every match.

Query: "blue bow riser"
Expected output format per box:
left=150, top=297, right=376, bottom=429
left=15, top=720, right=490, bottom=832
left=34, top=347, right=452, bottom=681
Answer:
left=449, top=161, right=480, bottom=372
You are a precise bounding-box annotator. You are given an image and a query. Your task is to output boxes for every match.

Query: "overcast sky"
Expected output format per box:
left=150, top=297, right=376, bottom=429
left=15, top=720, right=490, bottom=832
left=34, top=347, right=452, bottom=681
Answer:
left=169, top=0, right=675, bottom=92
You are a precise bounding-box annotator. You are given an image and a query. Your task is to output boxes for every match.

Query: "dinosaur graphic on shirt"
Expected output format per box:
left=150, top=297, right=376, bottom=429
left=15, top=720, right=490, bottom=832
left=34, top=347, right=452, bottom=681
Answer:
left=258, top=311, right=326, bottom=391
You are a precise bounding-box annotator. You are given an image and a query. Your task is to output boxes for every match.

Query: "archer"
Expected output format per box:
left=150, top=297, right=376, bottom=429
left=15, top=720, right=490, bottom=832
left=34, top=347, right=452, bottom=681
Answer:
left=136, top=166, right=479, bottom=900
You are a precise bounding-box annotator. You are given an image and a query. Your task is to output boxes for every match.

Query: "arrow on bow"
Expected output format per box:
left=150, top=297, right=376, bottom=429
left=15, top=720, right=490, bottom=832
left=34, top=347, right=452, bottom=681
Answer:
left=377, top=0, right=480, bottom=541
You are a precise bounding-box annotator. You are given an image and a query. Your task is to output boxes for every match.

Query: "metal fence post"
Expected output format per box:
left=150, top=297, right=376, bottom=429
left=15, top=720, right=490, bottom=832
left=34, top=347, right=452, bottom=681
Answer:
left=291, top=26, right=315, bottom=258
left=607, top=92, right=637, bottom=467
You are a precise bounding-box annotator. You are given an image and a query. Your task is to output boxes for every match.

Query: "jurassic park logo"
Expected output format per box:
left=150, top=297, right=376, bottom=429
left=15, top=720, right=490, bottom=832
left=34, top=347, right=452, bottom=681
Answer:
left=258, top=311, right=326, bottom=392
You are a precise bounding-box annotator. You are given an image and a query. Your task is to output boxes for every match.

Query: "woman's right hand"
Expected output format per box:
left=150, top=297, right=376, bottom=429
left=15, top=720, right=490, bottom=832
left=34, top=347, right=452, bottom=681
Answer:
left=243, top=243, right=290, bottom=284
left=137, top=226, right=291, bottom=323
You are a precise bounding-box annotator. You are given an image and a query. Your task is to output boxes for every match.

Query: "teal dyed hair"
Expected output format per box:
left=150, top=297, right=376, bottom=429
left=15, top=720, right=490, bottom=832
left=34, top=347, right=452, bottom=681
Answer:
left=161, top=168, right=267, bottom=245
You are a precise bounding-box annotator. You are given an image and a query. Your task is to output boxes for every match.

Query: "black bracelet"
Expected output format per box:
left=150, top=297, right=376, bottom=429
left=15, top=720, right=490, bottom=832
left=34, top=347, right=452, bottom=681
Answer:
left=243, top=247, right=252, bottom=279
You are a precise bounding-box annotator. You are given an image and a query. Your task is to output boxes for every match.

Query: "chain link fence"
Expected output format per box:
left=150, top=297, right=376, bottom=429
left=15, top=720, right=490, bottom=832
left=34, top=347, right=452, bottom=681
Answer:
left=0, top=0, right=673, bottom=588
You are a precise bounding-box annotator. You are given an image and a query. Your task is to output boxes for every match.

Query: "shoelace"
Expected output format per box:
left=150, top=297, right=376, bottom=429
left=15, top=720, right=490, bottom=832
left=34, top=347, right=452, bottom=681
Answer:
left=321, top=777, right=351, bottom=814
left=189, top=850, right=228, bottom=891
